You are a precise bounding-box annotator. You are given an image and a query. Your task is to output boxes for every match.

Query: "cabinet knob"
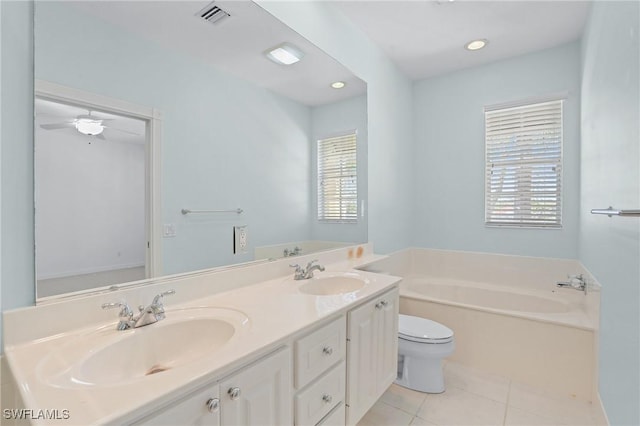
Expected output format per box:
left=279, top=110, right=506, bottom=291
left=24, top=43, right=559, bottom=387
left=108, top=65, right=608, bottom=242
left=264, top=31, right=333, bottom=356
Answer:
left=228, top=387, right=241, bottom=400
left=322, top=394, right=333, bottom=404
left=381, top=300, right=388, bottom=307
left=206, top=398, right=220, bottom=413
left=322, top=346, right=333, bottom=356
left=375, top=302, right=383, bottom=310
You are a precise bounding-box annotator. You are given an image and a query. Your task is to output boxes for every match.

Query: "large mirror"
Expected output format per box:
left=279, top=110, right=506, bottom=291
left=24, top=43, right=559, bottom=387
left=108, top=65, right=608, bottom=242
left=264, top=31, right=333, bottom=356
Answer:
left=34, top=1, right=368, bottom=300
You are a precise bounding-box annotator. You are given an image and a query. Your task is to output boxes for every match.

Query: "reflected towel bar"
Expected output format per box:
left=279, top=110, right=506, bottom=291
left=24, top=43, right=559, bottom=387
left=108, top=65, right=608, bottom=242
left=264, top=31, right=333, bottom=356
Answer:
left=181, top=208, right=243, bottom=215
left=590, top=207, right=640, bottom=217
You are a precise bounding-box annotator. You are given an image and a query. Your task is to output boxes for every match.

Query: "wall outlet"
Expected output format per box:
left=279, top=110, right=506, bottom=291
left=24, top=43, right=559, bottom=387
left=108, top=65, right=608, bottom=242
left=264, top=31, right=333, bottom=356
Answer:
left=163, top=223, right=176, bottom=237
left=233, top=226, right=248, bottom=254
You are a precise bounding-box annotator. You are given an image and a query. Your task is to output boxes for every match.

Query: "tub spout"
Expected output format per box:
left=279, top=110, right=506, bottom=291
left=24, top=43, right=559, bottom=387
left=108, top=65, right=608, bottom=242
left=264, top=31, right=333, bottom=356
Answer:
left=556, top=274, right=587, bottom=295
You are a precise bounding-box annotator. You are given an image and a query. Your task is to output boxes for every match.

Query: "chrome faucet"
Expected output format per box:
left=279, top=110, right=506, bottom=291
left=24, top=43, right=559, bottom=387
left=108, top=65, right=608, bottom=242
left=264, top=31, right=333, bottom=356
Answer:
left=290, top=260, right=325, bottom=280
left=556, top=274, right=587, bottom=295
left=135, top=289, right=175, bottom=327
left=102, top=289, right=175, bottom=330
left=101, top=301, right=135, bottom=330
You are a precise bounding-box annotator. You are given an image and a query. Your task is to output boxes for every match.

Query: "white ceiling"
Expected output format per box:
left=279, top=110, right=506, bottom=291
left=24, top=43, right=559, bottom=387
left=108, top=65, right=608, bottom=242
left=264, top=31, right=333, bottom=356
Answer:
left=65, top=1, right=367, bottom=107
left=333, top=0, right=592, bottom=80
left=49, top=0, right=591, bottom=107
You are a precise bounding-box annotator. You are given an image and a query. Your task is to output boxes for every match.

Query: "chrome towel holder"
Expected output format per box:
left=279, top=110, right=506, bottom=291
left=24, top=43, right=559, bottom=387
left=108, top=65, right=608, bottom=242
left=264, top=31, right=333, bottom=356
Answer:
left=590, top=207, right=640, bottom=217
left=181, top=208, right=243, bottom=215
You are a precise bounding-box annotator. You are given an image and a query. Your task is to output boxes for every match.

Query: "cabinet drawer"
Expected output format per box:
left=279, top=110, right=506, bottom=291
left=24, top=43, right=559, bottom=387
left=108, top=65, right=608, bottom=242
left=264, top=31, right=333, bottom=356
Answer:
left=133, top=384, right=220, bottom=425
left=317, top=403, right=345, bottom=426
left=295, top=361, right=345, bottom=426
left=295, top=316, right=346, bottom=389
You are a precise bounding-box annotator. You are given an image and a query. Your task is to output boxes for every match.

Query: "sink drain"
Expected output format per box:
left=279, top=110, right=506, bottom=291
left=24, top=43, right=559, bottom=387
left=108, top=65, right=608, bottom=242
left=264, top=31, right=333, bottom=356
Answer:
left=145, top=364, right=171, bottom=376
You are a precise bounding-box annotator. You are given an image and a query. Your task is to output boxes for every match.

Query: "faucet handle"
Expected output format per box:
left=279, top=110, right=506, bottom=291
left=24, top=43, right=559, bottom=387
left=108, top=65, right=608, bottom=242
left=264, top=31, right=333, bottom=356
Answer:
left=290, top=264, right=305, bottom=280
left=152, top=289, right=175, bottom=306
left=102, top=301, right=134, bottom=330
left=102, top=301, right=133, bottom=318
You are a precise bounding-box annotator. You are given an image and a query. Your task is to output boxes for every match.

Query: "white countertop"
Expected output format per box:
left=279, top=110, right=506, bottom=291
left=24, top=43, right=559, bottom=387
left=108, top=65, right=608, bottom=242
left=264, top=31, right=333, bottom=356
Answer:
left=5, top=257, right=400, bottom=425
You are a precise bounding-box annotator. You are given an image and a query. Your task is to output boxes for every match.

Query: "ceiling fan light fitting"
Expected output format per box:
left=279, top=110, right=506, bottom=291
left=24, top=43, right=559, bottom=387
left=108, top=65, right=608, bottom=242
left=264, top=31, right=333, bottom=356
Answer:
left=75, top=119, right=105, bottom=136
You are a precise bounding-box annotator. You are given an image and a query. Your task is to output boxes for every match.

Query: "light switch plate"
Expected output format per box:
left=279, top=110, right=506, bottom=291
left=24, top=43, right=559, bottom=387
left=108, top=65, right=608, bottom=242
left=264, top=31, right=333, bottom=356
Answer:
left=233, top=225, right=248, bottom=254
left=163, top=224, right=176, bottom=237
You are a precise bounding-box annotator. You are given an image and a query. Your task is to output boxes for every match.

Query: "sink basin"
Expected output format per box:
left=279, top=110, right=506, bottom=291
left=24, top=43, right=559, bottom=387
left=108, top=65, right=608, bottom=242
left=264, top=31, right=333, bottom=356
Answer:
left=299, top=275, right=366, bottom=296
left=39, top=307, right=249, bottom=388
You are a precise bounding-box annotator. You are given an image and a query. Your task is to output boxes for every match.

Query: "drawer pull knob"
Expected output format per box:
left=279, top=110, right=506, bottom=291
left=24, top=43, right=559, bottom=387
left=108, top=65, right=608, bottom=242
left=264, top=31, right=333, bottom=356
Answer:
left=228, top=387, right=241, bottom=400
left=322, top=346, right=333, bottom=355
left=206, top=398, right=220, bottom=413
left=381, top=300, right=388, bottom=307
left=322, top=394, right=333, bottom=404
left=375, top=302, right=383, bottom=309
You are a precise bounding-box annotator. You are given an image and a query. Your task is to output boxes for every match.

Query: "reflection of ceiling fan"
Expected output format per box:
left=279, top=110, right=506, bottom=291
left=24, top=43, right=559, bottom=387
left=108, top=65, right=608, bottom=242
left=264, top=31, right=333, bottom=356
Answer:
left=39, top=111, right=139, bottom=140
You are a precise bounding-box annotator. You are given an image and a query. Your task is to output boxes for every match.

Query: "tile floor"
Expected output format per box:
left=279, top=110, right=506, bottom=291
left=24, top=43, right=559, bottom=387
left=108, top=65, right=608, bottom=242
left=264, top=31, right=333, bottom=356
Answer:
left=357, top=361, right=605, bottom=426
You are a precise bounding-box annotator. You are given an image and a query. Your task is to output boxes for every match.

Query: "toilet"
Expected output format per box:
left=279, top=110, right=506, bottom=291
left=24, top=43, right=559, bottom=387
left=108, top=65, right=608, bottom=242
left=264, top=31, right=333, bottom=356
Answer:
left=395, top=314, right=455, bottom=393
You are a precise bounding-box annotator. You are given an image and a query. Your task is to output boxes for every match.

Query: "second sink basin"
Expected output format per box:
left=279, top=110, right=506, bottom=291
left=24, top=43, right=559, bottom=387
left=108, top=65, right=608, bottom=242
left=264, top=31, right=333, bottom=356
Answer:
left=299, top=274, right=367, bottom=296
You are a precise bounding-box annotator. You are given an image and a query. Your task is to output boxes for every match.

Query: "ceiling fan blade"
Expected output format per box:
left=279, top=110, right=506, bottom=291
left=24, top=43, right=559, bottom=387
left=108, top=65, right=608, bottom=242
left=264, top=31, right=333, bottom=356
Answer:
left=40, top=122, right=74, bottom=130
left=103, top=126, right=142, bottom=136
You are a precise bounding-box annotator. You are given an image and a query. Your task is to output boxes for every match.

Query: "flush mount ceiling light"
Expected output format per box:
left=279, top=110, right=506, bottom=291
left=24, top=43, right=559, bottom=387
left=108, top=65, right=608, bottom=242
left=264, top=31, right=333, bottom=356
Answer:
left=465, top=39, right=488, bottom=51
left=331, top=81, right=346, bottom=89
left=74, top=118, right=105, bottom=136
left=265, top=43, right=305, bottom=65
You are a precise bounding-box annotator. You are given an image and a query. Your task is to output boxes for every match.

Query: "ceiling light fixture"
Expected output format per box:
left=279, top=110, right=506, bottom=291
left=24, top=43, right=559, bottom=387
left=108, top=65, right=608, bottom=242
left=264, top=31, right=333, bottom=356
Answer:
left=265, top=43, right=305, bottom=65
left=331, top=81, right=346, bottom=89
left=75, top=118, right=105, bottom=136
left=465, top=39, right=488, bottom=51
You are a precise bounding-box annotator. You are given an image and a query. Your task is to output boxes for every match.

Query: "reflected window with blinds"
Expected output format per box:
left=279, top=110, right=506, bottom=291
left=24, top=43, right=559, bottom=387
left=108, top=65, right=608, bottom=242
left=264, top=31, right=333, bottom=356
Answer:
left=485, top=99, right=563, bottom=228
left=317, top=132, right=357, bottom=222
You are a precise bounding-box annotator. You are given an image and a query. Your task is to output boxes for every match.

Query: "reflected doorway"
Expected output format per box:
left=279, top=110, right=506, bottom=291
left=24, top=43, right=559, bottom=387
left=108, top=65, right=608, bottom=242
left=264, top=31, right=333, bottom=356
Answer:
left=35, top=95, right=150, bottom=298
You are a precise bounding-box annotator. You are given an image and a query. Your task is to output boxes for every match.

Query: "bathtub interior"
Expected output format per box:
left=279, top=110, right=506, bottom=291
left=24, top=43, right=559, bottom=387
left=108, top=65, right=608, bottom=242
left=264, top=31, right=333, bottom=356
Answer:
left=359, top=248, right=600, bottom=327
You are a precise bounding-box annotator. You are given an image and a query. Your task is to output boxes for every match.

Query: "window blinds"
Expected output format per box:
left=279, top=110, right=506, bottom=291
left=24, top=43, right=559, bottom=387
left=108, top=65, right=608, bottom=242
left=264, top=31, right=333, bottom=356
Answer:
left=485, top=100, right=563, bottom=227
left=317, top=132, right=357, bottom=222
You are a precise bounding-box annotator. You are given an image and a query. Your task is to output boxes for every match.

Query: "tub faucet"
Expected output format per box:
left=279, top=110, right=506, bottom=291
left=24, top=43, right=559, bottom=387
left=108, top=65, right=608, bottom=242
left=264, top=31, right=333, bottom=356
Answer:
left=290, top=260, right=325, bottom=280
left=556, top=274, right=587, bottom=295
left=102, top=289, right=175, bottom=330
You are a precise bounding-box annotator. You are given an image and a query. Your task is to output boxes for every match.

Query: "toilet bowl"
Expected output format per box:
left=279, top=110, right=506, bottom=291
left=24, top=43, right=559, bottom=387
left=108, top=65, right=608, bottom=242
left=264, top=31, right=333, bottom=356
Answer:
left=395, top=314, right=454, bottom=393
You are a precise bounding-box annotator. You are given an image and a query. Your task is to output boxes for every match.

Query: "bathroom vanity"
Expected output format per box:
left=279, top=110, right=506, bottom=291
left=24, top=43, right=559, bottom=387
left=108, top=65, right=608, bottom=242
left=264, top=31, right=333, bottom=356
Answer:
left=3, top=248, right=400, bottom=426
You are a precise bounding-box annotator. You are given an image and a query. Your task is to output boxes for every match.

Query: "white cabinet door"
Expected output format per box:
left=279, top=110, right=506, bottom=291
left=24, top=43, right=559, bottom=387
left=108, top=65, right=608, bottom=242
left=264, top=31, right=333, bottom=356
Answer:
left=345, top=297, right=378, bottom=425
left=134, top=385, right=220, bottom=426
left=377, top=287, right=399, bottom=391
left=346, top=287, right=399, bottom=426
left=220, top=347, right=292, bottom=426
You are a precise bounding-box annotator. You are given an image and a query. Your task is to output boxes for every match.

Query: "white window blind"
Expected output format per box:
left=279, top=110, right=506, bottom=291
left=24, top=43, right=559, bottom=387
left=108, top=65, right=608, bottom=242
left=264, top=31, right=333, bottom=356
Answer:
left=485, top=100, right=563, bottom=228
left=317, top=132, right=357, bottom=222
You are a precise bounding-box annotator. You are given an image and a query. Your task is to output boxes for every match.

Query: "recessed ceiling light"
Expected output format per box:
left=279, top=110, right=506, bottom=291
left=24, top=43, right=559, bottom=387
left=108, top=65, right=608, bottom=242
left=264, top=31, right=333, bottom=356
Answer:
left=465, top=39, right=488, bottom=51
left=331, top=81, right=346, bottom=89
left=265, top=43, right=304, bottom=65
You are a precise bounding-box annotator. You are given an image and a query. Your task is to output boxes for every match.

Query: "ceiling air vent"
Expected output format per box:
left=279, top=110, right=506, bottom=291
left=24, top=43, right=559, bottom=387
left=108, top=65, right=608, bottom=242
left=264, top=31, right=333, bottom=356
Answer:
left=196, top=2, right=231, bottom=25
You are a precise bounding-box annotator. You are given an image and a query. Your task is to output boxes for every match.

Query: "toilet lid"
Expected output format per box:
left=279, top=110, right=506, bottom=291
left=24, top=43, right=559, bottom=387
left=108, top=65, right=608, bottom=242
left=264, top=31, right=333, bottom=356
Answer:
left=398, top=314, right=454, bottom=343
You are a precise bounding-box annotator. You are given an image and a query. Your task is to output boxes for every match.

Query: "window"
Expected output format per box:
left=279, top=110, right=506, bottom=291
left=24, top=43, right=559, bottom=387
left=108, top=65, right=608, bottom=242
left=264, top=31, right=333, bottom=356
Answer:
left=485, top=99, right=563, bottom=228
left=317, top=132, right=357, bottom=222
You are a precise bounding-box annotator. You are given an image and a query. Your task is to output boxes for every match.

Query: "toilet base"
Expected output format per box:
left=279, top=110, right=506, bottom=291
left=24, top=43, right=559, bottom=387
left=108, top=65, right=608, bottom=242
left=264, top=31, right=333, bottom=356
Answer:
left=395, top=355, right=445, bottom=393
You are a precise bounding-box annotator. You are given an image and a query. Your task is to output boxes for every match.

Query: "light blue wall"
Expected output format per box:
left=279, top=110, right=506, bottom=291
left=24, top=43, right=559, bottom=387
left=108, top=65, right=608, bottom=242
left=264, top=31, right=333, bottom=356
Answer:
left=580, top=2, right=640, bottom=424
left=412, top=42, right=582, bottom=259
left=310, top=95, right=368, bottom=243
left=35, top=2, right=312, bottom=275
left=1, top=1, right=35, bottom=349
left=257, top=1, right=414, bottom=254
